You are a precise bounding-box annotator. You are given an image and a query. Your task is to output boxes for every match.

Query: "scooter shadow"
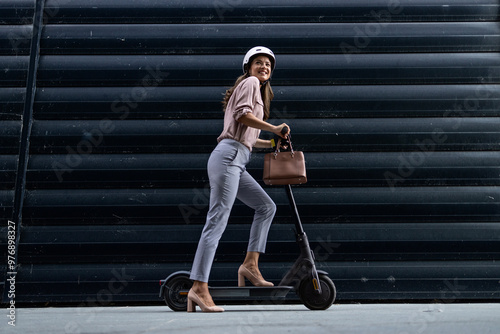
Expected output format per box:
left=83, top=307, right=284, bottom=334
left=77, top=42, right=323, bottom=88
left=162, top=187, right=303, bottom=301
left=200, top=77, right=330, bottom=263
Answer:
left=219, top=308, right=310, bottom=312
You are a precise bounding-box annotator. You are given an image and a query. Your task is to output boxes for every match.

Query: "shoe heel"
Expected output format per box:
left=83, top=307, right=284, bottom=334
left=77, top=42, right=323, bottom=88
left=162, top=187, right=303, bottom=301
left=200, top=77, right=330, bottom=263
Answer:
left=238, top=273, right=245, bottom=287
left=187, top=298, right=196, bottom=312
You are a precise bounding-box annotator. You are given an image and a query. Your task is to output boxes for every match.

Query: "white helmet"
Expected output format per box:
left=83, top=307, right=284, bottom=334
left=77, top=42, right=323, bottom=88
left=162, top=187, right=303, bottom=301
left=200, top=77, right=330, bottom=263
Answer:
left=242, top=46, right=276, bottom=74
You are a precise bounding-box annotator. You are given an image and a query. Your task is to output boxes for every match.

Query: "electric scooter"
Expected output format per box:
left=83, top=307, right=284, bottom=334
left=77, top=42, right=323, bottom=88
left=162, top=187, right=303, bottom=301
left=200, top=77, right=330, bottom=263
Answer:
left=159, top=129, right=336, bottom=311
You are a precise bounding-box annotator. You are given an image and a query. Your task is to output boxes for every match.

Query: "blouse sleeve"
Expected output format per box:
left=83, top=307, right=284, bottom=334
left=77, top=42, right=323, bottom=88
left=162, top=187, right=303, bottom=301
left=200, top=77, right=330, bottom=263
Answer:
left=232, top=76, right=260, bottom=121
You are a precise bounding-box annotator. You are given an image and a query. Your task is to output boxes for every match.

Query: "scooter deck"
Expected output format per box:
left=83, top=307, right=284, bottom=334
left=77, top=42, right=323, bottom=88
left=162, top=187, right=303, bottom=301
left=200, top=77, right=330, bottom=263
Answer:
left=181, top=286, right=293, bottom=301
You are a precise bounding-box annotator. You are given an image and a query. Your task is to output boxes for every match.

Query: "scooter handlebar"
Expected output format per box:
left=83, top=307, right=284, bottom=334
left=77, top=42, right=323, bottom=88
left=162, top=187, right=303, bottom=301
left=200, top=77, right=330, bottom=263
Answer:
left=281, top=126, right=289, bottom=136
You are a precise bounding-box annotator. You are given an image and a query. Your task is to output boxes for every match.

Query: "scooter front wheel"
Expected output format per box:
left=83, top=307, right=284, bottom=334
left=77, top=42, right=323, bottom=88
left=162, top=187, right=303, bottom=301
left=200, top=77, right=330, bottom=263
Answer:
left=164, top=274, right=193, bottom=311
left=299, top=274, right=336, bottom=310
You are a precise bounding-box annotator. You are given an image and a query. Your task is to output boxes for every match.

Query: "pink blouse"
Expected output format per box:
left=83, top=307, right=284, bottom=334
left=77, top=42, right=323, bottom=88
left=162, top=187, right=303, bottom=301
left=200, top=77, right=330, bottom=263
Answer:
left=217, top=76, right=264, bottom=151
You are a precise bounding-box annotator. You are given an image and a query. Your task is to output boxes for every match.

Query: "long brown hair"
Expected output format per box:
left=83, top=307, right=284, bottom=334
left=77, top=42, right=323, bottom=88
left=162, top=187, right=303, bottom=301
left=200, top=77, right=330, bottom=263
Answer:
left=222, top=73, right=274, bottom=121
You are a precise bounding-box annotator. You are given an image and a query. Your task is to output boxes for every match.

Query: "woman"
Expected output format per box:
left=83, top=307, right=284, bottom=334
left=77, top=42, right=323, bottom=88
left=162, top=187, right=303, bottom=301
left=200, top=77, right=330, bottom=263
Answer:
left=187, top=46, right=290, bottom=312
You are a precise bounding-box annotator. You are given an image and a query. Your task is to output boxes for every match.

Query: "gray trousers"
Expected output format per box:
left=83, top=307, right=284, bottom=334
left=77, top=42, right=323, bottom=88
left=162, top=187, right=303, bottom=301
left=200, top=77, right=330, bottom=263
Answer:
left=190, top=139, right=277, bottom=283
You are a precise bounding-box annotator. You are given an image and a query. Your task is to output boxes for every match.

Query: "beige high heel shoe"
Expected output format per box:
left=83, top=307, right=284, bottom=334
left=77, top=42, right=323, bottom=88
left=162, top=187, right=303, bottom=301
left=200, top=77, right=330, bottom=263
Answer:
left=238, top=265, right=274, bottom=287
left=187, top=290, right=224, bottom=313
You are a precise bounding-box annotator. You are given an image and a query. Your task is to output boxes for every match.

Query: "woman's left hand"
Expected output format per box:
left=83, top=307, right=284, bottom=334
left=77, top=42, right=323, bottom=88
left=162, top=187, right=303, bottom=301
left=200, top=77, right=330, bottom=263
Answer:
left=273, top=123, right=290, bottom=139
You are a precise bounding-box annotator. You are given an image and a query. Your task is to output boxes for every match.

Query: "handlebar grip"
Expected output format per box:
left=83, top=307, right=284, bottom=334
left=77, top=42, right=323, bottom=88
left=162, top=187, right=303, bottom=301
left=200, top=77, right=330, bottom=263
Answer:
left=281, top=126, right=289, bottom=135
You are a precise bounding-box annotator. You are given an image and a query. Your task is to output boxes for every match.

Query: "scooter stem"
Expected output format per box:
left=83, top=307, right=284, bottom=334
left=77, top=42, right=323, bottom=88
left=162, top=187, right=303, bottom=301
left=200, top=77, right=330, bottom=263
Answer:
left=285, top=184, right=305, bottom=235
left=279, top=185, right=322, bottom=294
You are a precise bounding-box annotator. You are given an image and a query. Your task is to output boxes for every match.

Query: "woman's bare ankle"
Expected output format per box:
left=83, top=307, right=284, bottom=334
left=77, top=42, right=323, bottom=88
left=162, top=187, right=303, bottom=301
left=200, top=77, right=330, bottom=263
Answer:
left=190, top=281, right=216, bottom=307
left=191, top=281, right=209, bottom=294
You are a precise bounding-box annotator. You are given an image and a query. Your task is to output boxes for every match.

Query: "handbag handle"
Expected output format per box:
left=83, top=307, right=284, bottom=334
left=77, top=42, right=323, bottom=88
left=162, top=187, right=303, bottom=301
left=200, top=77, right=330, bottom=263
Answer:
left=274, top=135, right=295, bottom=158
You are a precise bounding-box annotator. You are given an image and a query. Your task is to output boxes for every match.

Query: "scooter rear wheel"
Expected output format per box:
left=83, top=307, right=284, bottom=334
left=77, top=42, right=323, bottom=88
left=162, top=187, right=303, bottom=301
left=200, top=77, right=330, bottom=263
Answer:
left=299, top=274, right=336, bottom=310
left=164, top=274, right=192, bottom=311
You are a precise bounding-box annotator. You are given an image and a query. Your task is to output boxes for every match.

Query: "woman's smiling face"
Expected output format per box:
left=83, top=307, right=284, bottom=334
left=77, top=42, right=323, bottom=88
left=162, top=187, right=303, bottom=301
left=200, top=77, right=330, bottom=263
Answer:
left=248, top=55, right=272, bottom=83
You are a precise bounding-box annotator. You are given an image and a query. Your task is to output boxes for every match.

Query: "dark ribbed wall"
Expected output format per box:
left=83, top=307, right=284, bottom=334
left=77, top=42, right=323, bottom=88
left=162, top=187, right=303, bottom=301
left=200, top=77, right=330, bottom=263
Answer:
left=1, top=0, right=500, bottom=304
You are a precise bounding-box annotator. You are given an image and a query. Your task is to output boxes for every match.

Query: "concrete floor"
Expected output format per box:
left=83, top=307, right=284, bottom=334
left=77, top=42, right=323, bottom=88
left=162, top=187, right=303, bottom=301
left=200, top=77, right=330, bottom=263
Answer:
left=3, top=303, right=500, bottom=334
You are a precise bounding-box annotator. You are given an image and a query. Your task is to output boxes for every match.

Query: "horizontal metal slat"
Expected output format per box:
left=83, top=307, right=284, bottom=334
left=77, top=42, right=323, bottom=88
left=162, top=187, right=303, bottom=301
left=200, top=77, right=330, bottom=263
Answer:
left=302, top=151, right=500, bottom=188
left=21, top=187, right=500, bottom=225
left=29, top=118, right=500, bottom=154
left=36, top=53, right=500, bottom=86
left=26, top=151, right=500, bottom=189
left=283, top=187, right=500, bottom=224
left=271, top=84, right=500, bottom=118
left=0, top=190, right=14, bottom=218
left=0, top=56, right=28, bottom=87
left=0, top=25, right=32, bottom=55
left=0, top=88, right=24, bottom=120
left=34, top=84, right=500, bottom=120
left=40, top=22, right=500, bottom=55
left=326, top=260, right=500, bottom=300
left=35, top=86, right=225, bottom=120
left=42, top=0, right=500, bottom=24
left=20, top=223, right=500, bottom=244
left=0, top=0, right=34, bottom=25
left=27, top=153, right=212, bottom=188
left=17, top=223, right=500, bottom=264
left=0, top=155, right=16, bottom=189
left=11, top=261, right=500, bottom=302
left=0, top=120, right=21, bottom=154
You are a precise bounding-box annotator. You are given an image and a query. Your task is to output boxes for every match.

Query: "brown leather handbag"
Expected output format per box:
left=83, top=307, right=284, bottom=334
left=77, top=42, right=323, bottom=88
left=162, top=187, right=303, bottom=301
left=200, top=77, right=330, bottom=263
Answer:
left=263, top=137, right=307, bottom=185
